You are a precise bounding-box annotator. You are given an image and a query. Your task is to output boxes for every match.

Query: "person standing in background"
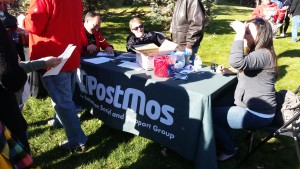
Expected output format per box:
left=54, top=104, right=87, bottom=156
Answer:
left=170, top=0, right=205, bottom=65
left=278, top=0, right=292, bottom=38
left=289, top=0, right=300, bottom=42
left=20, top=0, right=88, bottom=152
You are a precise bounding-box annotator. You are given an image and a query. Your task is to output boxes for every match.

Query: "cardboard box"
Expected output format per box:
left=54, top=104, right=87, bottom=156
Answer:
left=133, top=40, right=178, bottom=70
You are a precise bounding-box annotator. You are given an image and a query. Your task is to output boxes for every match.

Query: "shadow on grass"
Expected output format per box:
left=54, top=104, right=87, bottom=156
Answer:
left=34, top=124, right=134, bottom=169
left=119, top=142, right=194, bottom=169
left=277, top=49, right=300, bottom=58
left=278, top=64, right=288, bottom=82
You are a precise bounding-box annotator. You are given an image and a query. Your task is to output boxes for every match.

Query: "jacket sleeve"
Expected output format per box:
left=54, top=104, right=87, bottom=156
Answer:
left=289, top=0, right=299, bottom=14
left=153, top=31, right=171, bottom=46
left=186, top=0, right=205, bottom=49
left=229, top=41, right=272, bottom=70
left=97, top=32, right=113, bottom=50
left=19, top=60, right=47, bottom=73
left=0, top=22, right=27, bottom=92
left=126, top=35, right=135, bottom=53
left=23, top=0, right=51, bottom=35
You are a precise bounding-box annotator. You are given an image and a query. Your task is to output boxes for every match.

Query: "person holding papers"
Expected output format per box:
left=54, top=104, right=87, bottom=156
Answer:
left=81, top=11, right=114, bottom=55
left=126, top=17, right=170, bottom=53
left=20, top=0, right=88, bottom=152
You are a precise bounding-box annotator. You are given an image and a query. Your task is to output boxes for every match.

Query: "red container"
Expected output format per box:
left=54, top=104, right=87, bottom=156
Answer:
left=154, top=56, right=175, bottom=77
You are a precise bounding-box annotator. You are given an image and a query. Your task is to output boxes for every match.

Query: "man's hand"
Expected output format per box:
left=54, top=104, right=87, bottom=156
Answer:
left=87, top=44, right=98, bottom=53
left=185, top=48, right=193, bottom=56
left=104, top=46, right=114, bottom=54
left=17, top=14, right=25, bottom=29
left=42, top=56, right=62, bottom=68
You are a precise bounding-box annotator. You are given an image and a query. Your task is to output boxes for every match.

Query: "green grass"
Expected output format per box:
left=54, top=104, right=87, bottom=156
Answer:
left=23, top=3, right=300, bottom=169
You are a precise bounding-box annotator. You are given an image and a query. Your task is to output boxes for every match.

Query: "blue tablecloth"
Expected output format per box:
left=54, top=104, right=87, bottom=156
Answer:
left=76, top=58, right=237, bottom=169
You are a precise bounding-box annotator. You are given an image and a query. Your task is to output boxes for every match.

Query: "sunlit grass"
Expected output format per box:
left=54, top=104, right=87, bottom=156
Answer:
left=23, top=3, right=300, bottom=169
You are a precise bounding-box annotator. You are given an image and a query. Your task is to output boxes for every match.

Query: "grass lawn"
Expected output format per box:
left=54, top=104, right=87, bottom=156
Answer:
left=23, top=2, right=300, bottom=169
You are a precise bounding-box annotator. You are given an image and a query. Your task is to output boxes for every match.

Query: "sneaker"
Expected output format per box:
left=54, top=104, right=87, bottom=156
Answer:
left=59, top=140, right=88, bottom=153
left=280, top=33, right=285, bottom=38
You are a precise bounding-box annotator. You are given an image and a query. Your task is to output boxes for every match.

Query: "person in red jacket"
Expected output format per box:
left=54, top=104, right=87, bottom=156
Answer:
left=252, top=0, right=288, bottom=37
left=20, top=0, right=88, bottom=152
left=81, top=11, right=114, bottom=55
left=252, top=0, right=288, bottom=23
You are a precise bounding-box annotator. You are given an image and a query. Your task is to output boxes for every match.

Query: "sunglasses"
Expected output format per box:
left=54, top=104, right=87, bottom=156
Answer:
left=255, top=18, right=265, bottom=25
left=132, top=25, right=143, bottom=31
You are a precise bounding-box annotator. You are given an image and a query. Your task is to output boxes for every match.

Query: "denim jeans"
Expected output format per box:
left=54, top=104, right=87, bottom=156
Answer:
left=212, top=106, right=273, bottom=154
left=291, top=15, right=300, bottom=42
left=39, top=70, right=87, bottom=147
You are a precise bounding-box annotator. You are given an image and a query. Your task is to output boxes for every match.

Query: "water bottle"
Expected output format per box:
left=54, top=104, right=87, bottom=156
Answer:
left=194, top=56, right=202, bottom=71
left=173, top=50, right=190, bottom=69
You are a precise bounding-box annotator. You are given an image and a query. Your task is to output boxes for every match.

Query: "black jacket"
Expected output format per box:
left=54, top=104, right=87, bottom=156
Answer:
left=170, top=0, right=205, bottom=49
left=0, top=21, right=29, bottom=153
left=290, top=0, right=300, bottom=16
left=126, top=31, right=170, bottom=53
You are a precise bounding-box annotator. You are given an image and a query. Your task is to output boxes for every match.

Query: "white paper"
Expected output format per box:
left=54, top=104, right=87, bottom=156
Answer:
left=43, top=44, right=76, bottom=77
left=96, top=52, right=114, bottom=57
left=118, top=61, right=143, bottom=71
left=159, top=40, right=178, bottom=52
left=83, top=57, right=113, bottom=64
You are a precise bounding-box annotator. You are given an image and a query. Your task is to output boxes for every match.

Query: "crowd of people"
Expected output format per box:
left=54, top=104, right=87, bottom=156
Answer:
left=0, top=0, right=299, bottom=167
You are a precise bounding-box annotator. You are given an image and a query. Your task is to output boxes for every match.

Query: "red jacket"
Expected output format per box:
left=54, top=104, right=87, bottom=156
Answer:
left=252, top=2, right=286, bottom=23
left=23, top=0, right=83, bottom=72
left=80, top=25, right=112, bottom=55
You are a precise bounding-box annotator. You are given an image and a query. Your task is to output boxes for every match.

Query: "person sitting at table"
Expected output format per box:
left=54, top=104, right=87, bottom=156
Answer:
left=212, top=18, right=278, bottom=161
left=126, top=17, right=170, bottom=53
left=81, top=11, right=114, bottom=55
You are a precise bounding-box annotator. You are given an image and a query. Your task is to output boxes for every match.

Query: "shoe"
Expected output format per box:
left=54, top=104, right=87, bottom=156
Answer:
left=290, top=39, right=298, bottom=43
left=280, top=33, right=285, bottom=38
left=59, top=140, right=88, bottom=153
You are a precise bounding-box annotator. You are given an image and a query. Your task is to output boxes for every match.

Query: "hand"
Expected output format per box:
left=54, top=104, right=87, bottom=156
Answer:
left=17, top=14, right=25, bottom=29
left=217, top=65, right=238, bottom=74
left=42, top=56, right=62, bottom=68
left=104, top=46, right=114, bottom=54
left=281, top=6, right=289, bottom=10
left=185, top=48, right=193, bottom=56
left=230, top=21, right=246, bottom=40
left=87, top=44, right=98, bottom=53
left=230, top=21, right=246, bottom=34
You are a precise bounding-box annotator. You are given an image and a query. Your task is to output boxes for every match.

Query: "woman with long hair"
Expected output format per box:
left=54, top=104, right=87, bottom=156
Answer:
left=212, top=18, right=278, bottom=161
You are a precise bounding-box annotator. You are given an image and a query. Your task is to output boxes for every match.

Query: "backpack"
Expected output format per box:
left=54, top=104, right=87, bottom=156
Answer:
left=274, top=86, right=300, bottom=126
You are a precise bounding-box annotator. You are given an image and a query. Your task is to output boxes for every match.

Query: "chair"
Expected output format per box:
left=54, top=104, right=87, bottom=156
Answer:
left=242, top=86, right=300, bottom=164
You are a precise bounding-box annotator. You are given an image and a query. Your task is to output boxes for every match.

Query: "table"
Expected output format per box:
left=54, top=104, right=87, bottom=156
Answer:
left=76, top=57, right=237, bottom=169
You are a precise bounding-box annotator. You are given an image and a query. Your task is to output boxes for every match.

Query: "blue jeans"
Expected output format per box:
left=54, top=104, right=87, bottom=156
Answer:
left=39, top=70, right=87, bottom=147
left=291, top=15, right=300, bottom=42
left=212, top=106, right=273, bottom=154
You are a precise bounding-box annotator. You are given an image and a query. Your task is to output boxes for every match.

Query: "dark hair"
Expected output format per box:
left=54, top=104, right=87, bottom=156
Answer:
left=246, top=18, right=278, bottom=77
